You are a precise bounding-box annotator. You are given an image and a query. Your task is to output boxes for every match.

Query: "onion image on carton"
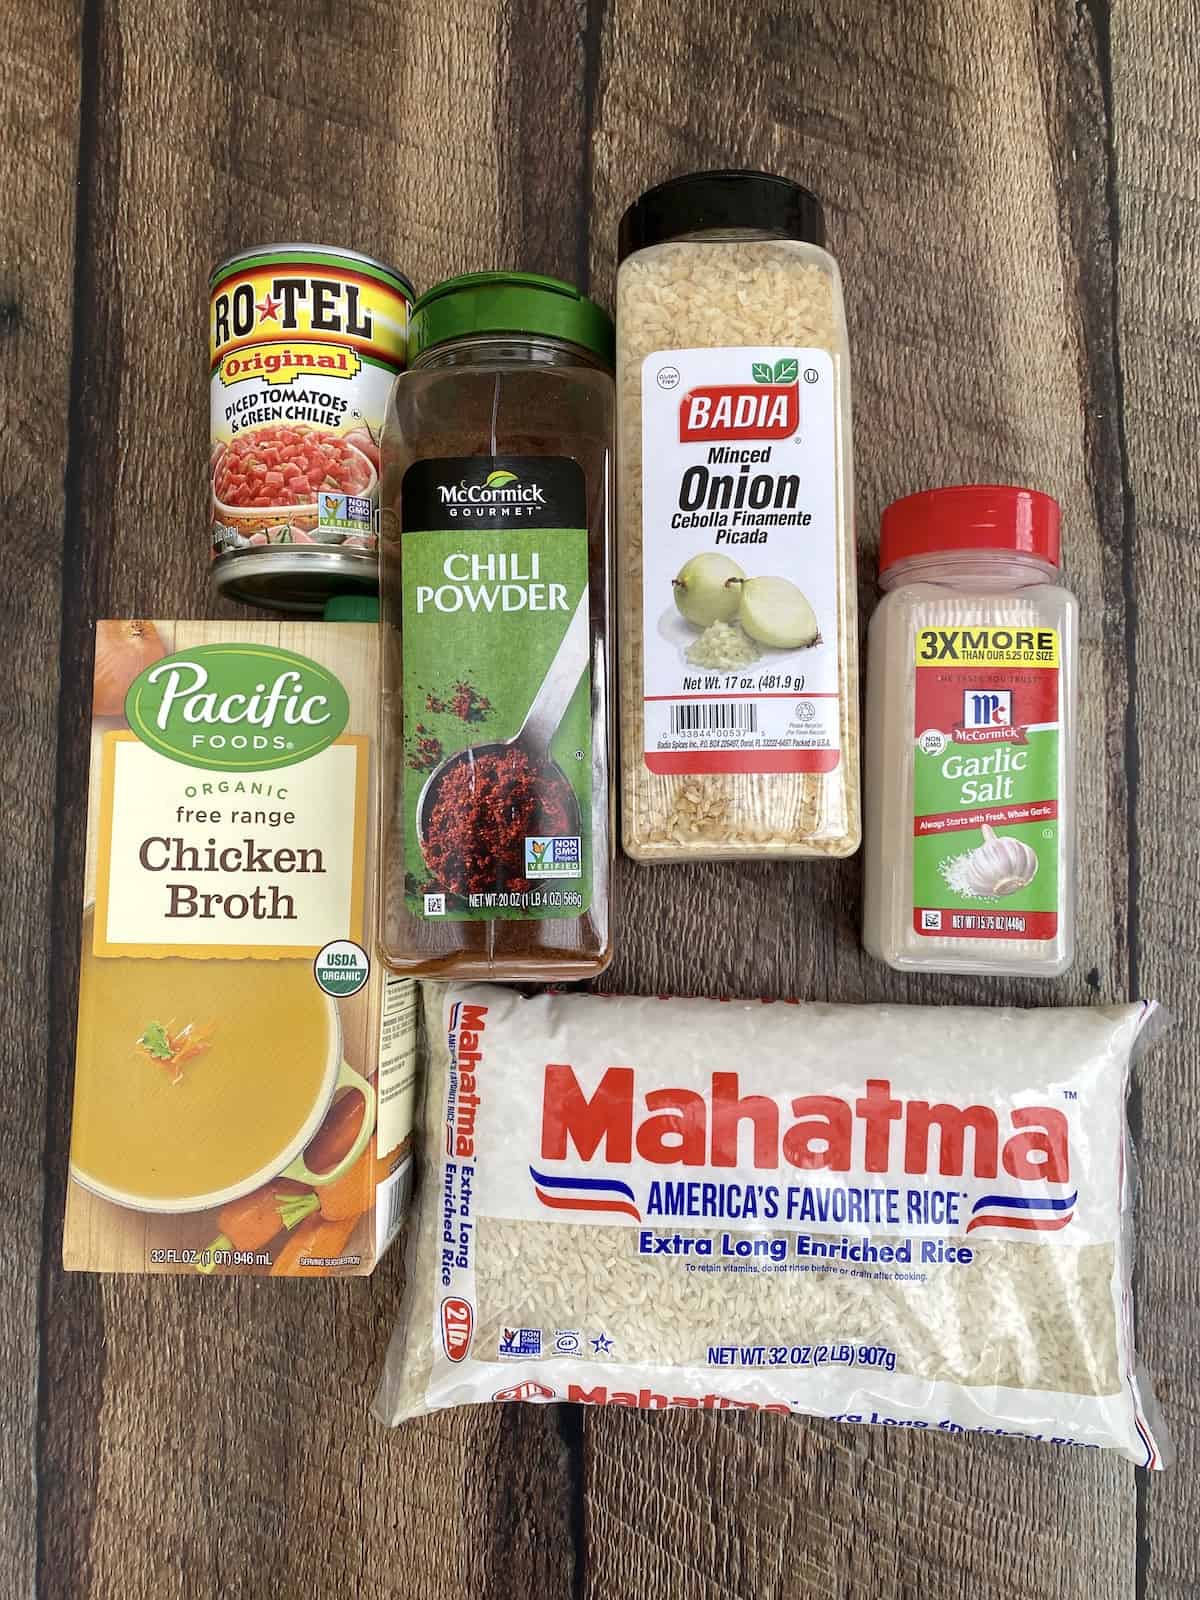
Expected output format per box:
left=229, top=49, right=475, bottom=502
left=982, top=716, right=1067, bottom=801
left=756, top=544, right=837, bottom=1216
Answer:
left=64, top=619, right=417, bottom=1277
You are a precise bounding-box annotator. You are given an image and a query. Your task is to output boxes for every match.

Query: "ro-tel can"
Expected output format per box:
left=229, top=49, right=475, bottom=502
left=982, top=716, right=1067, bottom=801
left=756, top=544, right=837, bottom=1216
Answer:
left=209, top=244, right=413, bottom=611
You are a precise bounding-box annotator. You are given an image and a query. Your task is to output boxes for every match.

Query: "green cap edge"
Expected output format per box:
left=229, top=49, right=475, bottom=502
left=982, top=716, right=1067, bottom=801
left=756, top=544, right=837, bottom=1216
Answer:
left=410, top=271, right=614, bottom=368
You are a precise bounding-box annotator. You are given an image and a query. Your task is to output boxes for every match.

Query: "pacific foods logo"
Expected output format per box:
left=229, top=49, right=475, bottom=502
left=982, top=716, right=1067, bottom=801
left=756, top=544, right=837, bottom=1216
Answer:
left=125, top=643, right=350, bottom=772
left=437, top=468, right=547, bottom=506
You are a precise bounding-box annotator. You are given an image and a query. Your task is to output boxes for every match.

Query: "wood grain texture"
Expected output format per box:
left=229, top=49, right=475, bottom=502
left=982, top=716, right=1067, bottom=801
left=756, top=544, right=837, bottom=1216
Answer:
left=12, top=0, right=1193, bottom=1594
left=1111, top=1, right=1200, bottom=1593
left=0, top=2, right=81, bottom=1595
left=589, top=1, right=1140, bottom=1595
left=38, top=1, right=591, bottom=1596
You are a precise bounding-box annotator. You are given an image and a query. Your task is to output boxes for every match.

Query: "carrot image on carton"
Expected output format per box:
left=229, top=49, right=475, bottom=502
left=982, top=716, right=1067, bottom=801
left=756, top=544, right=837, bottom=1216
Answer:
left=64, top=619, right=417, bottom=1277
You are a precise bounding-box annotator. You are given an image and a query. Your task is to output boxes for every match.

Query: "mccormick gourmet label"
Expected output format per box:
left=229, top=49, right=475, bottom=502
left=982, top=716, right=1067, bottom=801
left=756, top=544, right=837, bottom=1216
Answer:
left=209, top=245, right=412, bottom=598
left=911, top=625, right=1062, bottom=942
left=399, top=456, right=593, bottom=922
left=639, top=347, right=841, bottom=775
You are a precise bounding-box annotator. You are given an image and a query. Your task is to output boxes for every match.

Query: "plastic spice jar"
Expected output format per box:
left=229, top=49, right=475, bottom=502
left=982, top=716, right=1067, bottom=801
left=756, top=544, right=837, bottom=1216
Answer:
left=377, top=272, right=614, bottom=980
left=615, top=170, right=859, bottom=860
left=862, top=486, right=1078, bottom=976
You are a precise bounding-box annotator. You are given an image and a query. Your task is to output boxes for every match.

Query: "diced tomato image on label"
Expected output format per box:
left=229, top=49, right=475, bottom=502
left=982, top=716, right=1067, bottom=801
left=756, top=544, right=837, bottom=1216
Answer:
left=493, top=1380, right=556, bottom=1403
left=213, top=425, right=375, bottom=510
left=440, top=1296, right=474, bottom=1362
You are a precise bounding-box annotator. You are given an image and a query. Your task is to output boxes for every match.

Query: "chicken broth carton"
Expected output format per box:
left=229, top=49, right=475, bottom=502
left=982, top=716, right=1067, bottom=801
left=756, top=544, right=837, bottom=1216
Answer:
left=64, top=618, right=416, bottom=1276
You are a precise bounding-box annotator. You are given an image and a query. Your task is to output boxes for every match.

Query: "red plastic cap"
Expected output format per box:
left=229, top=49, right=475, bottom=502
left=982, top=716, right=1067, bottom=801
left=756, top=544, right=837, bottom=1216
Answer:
left=879, top=485, right=1061, bottom=574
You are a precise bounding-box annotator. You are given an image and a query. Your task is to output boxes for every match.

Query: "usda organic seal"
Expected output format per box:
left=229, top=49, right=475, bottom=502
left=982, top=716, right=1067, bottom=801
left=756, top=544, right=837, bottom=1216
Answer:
left=314, top=940, right=370, bottom=998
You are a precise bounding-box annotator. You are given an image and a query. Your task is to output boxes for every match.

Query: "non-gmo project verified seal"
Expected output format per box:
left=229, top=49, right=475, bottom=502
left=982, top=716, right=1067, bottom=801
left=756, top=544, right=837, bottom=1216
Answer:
left=524, top=834, right=581, bottom=878
left=317, top=492, right=373, bottom=534
left=498, top=1327, right=542, bottom=1359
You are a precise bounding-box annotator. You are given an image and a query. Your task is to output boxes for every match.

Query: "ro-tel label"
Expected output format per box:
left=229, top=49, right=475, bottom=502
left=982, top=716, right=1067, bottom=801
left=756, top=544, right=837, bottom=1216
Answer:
left=639, top=347, right=840, bottom=775
left=208, top=249, right=410, bottom=556
left=400, top=456, right=593, bottom=922
left=912, top=624, right=1061, bottom=941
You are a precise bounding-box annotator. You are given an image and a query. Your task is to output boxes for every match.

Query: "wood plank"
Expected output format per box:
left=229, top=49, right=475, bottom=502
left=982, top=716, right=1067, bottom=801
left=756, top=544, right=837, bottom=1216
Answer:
left=588, top=1, right=1139, bottom=1593
left=39, top=1, right=594, bottom=1594
left=0, top=2, right=83, bottom=1594
left=1110, top=3, right=1200, bottom=1593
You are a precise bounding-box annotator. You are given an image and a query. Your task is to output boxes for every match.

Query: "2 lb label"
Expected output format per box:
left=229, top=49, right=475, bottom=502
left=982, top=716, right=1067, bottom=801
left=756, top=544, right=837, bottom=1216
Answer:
left=911, top=626, right=1060, bottom=941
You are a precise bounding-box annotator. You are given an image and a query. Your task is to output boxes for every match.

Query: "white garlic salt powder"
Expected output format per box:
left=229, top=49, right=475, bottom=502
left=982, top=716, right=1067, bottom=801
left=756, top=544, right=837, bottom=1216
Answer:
left=616, top=171, right=860, bottom=859
left=863, top=486, right=1078, bottom=976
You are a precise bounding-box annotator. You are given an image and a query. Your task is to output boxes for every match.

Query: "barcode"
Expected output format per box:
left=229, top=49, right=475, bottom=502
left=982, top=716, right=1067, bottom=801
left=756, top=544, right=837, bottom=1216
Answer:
left=377, top=1156, right=414, bottom=1254
left=669, top=702, right=757, bottom=734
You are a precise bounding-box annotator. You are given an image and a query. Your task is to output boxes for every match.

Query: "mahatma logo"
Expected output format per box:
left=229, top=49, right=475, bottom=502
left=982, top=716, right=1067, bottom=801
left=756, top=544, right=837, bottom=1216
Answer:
left=966, top=1190, right=1077, bottom=1233
left=436, top=468, right=547, bottom=508
left=538, top=1067, right=1070, bottom=1185
left=530, top=1165, right=642, bottom=1221
left=124, top=644, right=350, bottom=772
left=963, top=690, right=1012, bottom=729
left=679, top=358, right=800, bottom=443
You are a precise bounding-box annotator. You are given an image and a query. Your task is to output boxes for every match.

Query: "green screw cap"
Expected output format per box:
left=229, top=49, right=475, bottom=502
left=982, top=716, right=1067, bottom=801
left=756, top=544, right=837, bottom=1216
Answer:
left=409, top=271, right=614, bottom=368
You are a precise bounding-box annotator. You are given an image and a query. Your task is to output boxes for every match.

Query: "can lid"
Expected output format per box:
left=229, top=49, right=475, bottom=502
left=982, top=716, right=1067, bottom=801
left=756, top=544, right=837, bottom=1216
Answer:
left=209, top=244, right=414, bottom=301
left=879, top=485, right=1062, bottom=573
left=323, top=595, right=380, bottom=622
left=410, top=272, right=614, bottom=367
left=618, top=170, right=825, bottom=262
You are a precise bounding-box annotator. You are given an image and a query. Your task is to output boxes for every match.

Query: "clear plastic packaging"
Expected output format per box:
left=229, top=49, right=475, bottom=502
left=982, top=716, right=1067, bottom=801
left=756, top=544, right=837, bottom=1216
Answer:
left=616, top=171, right=859, bottom=860
left=863, top=487, right=1077, bottom=976
left=375, top=984, right=1168, bottom=1468
left=377, top=273, right=615, bottom=982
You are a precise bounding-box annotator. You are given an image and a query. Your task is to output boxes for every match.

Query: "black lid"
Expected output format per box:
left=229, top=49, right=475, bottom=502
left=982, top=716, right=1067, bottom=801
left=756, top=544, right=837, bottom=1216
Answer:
left=618, top=170, right=825, bottom=262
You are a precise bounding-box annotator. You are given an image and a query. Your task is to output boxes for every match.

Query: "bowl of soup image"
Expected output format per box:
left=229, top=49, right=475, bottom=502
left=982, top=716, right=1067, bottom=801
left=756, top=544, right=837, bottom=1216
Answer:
left=70, top=909, right=376, bottom=1213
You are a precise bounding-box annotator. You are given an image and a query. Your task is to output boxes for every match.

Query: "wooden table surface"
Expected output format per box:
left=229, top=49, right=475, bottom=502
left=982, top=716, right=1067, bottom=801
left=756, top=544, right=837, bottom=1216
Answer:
left=4, top=1, right=1198, bottom=1595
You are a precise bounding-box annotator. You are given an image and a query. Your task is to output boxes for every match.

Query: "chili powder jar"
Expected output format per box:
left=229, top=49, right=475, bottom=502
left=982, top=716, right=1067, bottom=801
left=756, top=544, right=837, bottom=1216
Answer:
left=378, top=272, right=615, bottom=979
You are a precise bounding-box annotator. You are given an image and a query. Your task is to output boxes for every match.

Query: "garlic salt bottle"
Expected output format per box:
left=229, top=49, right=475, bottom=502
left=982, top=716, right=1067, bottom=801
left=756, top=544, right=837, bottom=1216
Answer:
left=863, top=486, right=1077, bottom=976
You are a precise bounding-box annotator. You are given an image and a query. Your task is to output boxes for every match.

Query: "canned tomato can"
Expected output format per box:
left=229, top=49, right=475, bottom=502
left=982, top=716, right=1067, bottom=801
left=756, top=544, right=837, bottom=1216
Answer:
left=209, top=244, right=413, bottom=611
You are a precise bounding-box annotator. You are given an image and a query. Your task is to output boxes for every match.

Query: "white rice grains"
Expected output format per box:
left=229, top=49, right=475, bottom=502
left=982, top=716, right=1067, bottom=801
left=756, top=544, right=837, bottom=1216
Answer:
left=374, top=985, right=1169, bottom=1467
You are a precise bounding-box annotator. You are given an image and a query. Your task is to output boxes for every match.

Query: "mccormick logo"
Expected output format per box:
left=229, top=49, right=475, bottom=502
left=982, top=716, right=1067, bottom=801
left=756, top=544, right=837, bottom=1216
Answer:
left=679, top=358, right=800, bottom=443
left=953, top=688, right=1028, bottom=746
left=538, top=1065, right=1070, bottom=1183
left=124, top=644, right=350, bottom=773
left=437, top=469, right=546, bottom=506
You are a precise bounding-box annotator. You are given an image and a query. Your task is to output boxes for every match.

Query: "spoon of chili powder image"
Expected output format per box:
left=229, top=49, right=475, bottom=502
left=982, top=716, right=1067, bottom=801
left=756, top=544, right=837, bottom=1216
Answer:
left=417, top=594, right=589, bottom=899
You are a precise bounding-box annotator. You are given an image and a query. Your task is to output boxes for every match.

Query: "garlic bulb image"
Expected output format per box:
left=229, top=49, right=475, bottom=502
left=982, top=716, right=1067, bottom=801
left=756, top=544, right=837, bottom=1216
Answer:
left=941, top=825, right=1038, bottom=899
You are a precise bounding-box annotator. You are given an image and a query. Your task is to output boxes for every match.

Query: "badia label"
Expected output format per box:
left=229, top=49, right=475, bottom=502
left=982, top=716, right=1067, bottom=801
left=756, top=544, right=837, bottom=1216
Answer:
left=400, top=455, right=593, bottom=922
left=639, top=346, right=841, bottom=776
left=912, top=625, right=1060, bottom=941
